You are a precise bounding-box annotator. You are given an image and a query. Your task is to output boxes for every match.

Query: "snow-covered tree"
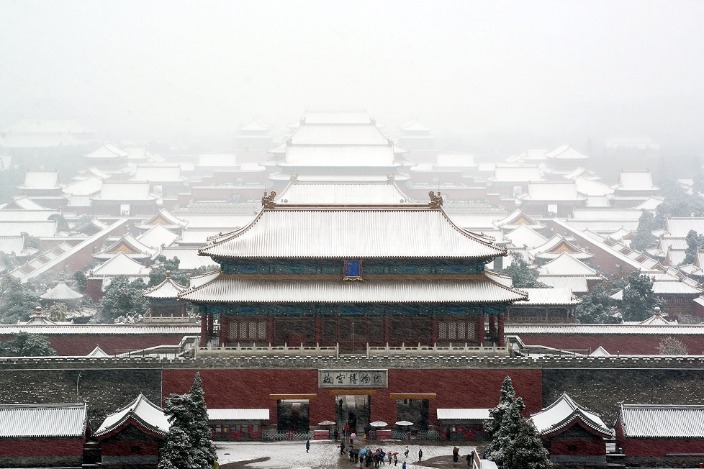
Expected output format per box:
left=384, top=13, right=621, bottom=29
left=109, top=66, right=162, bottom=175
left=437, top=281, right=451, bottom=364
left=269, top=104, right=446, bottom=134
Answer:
left=575, top=285, right=618, bottom=324
left=621, top=272, right=662, bottom=322
left=683, top=230, right=704, bottom=265
left=630, top=212, right=657, bottom=252
left=657, top=336, right=688, bottom=355
left=0, top=332, right=56, bottom=357
left=158, top=374, right=216, bottom=469
left=485, top=376, right=551, bottom=469
left=0, top=276, right=40, bottom=324
left=97, top=275, right=148, bottom=323
left=503, top=418, right=552, bottom=469
left=503, top=253, right=546, bottom=288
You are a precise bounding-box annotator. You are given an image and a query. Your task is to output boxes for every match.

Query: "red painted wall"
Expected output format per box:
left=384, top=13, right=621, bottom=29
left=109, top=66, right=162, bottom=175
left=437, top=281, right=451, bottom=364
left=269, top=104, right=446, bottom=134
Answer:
left=0, top=437, right=84, bottom=456
left=162, top=368, right=542, bottom=428
left=620, top=437, right=704, bottom=456
left=0, top=332, right=187, bottom=356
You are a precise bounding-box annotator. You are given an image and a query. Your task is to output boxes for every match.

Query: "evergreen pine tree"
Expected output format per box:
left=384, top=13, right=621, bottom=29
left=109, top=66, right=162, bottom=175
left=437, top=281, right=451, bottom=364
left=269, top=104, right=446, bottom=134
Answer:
left=190, top=373, right=217, bottom=467
left=503, top=419, right=552, bottom=469
left=621, top=272, right=661, bottom=322
left=158, top=374, right=216, bottom=469
left=485, top=376, right=526, bottom=466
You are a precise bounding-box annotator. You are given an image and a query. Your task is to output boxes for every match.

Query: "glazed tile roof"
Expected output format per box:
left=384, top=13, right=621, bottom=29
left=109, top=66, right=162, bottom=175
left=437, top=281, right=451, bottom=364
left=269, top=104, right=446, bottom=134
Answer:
left=545, top=145, right=590, bottom=160
left=20, top=171, right=60, bottom=189
left=505, top=324, right=704, bottom=335
left=95, top=394, right=169, bottom=438
left=158, top=246, right=218, bottom=270
left=289, top=124, right=390, bottom=145
left=619, top=404, right=704, bottom=438
left=614, top=170, right=658, bottom=191
left=90, top=252, right=151, bottom=277
left=199, top=207, right=506, bottom=259
left=492, top=165, right=543, bottom=183
left=85, top=143, right=128, bottom=159
left=505, top=225, right=548, bottom=249
left=0, top=324, right=199, bottom=335
left=137, top=225, right=180, bottom=250
left=180, top=276, right=527, bottom=304
left=0, top=403, right=87, bottom=438
left=536, top=276, right=588, bottom=293
left=522, top=182, right=584, bottom=201
left=531, top=393, right=611, bottom=437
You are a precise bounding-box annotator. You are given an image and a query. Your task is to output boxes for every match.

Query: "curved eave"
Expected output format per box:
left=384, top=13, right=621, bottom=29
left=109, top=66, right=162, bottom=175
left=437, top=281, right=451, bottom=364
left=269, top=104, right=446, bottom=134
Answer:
left=179, top=276, right=527, bottom=305
left=94, top=413, right=167, bottom=440
left=540, top=413, right=612, bottom=439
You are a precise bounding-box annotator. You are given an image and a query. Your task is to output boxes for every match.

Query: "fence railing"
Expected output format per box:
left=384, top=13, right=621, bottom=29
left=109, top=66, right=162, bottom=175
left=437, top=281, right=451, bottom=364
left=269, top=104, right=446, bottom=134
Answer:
left=196, top=343, right=339, bottom=357
left=366, top=343, right=510, bottom=357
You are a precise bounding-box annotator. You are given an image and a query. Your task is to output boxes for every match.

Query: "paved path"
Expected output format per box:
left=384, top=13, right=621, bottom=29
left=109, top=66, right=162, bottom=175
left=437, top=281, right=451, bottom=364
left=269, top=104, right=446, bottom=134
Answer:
left=216, top=440, right=488, bottom=469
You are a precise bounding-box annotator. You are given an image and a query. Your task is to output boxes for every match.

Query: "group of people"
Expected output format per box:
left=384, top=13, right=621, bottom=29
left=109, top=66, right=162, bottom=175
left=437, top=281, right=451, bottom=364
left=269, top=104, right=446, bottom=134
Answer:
left=339, top=444, right=422, bottom=468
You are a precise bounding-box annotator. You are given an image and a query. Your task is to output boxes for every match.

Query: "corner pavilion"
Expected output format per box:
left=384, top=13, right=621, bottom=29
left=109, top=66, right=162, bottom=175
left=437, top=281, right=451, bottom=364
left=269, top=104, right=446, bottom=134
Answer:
left=181, top=191, right=527, bottom=355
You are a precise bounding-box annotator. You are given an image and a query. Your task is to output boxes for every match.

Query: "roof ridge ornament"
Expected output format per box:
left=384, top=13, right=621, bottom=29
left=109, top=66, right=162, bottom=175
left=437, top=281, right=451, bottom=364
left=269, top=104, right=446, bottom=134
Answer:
left=428, top=191, right=443, bottom=208
left=261, top=191, right=277, bottom=209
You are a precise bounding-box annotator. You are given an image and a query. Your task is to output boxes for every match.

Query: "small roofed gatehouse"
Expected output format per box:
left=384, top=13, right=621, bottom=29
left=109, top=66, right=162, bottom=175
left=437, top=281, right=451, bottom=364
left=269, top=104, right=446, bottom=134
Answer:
left=531, top=393, right=613, bottom=466
left=94, top=394, right=169, bottom=469
left=616, top=404, right=704, bottom=467
left=0, top=403, right=88, bottom=468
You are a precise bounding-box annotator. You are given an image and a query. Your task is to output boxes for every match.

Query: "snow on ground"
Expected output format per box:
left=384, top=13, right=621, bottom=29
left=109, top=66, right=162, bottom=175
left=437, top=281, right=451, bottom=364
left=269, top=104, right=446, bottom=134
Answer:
left=215, top=440, right=478, bottom=469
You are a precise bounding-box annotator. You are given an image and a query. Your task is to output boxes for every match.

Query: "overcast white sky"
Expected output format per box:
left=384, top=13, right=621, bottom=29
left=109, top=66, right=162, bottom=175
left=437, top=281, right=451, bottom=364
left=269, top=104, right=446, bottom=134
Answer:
left=2, top=0, right=704, bottom=151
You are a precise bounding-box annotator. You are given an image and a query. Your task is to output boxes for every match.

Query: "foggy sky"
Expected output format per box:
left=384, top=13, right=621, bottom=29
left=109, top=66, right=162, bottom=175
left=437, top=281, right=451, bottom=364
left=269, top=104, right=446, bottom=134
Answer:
left=2, top=0, right=704, bottom=151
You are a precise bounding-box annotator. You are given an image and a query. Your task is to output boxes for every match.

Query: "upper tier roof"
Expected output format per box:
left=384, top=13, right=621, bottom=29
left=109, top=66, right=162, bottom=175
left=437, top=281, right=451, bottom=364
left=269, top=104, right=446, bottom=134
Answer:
left=199, top=204, right=507, bottom=260
left=275, top=180, right=415, bottom=205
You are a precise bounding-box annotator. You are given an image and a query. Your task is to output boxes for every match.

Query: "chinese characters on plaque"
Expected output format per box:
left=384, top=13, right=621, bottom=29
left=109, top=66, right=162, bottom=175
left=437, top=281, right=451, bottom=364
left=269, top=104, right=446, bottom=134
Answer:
left=319, top=369, right=388, bottom=388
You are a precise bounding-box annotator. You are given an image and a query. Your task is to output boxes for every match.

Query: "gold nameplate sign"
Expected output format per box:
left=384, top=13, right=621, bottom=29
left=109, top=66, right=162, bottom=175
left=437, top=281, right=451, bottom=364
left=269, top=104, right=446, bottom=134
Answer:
left=319, top=369, right=388, bottom=388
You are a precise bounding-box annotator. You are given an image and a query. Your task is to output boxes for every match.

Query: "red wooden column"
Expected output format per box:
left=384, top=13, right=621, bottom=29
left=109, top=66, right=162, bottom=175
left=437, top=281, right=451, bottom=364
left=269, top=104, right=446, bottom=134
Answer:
left=488, top=315, right=496, bottom=343
left=315, top=316, right=322, bottom=345
left=199, top=314, right=208, bottom=346
left=498, top=313, right=506, bottom=347
left=431, top=316, right=439, bottom=345
left=220, top=314, right=229, bottom=347
left=475, top=313, right=485, bottom=346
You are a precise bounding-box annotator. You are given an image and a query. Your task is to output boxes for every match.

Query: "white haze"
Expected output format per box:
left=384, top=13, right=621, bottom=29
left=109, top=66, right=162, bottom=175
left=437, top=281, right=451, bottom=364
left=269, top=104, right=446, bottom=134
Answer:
left=2, top=0, right=704, bottom=153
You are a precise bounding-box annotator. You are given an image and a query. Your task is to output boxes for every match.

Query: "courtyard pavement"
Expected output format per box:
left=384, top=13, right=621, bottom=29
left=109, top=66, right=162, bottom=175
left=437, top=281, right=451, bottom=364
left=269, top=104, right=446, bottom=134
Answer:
left=215, top=440, right=493, bottom=469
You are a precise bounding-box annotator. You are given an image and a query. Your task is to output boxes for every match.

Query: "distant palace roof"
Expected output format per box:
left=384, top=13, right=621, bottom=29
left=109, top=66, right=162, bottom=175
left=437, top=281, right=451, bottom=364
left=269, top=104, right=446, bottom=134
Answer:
left=275, top=180, right=415, bottom=205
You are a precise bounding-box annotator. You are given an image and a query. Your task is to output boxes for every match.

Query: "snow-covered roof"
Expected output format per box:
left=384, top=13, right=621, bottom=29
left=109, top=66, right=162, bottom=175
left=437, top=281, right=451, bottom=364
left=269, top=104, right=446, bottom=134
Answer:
left=0, top=209, right=59, bottom=222
left=178, top=213, right=257, bottom=230
left=180, top=276, right=527, bottom=304
left=530, top=235, right=592, bottom=261
left=0, top=324, right=199, bottom=335
left=495, top=210, right=544, bottom=230
left=199, top=206, right=507, bottom=259
left=665, top=217, right=704, bottom=238
left=518, top=288, right=580, bottom=306
left=143, top=276, right=187, bottom=299
left=303, top=112, right=374, bottom=125
left=95, top=234, right=156, bottom=260
left=20, top=171, right=60, bottom=190
left=140, top=209, right=187, bottom=228
left=87, top=345, right=110, bottom=357
left=0, top=403, right=87, bottom=438
left=137, top=225, right=180, bottom=250
left=571, top=209, right=643, bottom=222
left=289, top=124, right=390, bottom=145
left=207, top=408, right=270, bottom=421
left=275, top=180, right=415, bottom=205
left=614, top=170, right=658, bottom=191
left=133, top=165, right=183, bottom=182
left=0, top=196, right=49, bottom=210
left=93, top=183, right=154, bottom=201
left=0, top=236, right=30, bottom=256
left=400, top=119, right=431, bottom=132
left=283, top=145, right=396, bottom=167
left=492, top=165, right=543, bottom=183
left=94, top=394, right=169, bottom=438
left=157, top=246, right=219, bottom=270
left=437, top=408, right=491, bottom=421
left=537, top=276, right=589, bottom=293
left=63, top=177, right=103, bottom=196
left=531, top=393, right=611, bottom=437
left=545, top=145, right=590, bottom=160
left=634, top=197, right=664, bottom=211
left=522, top=182, right=584, bottom=201
left=538, top=253, right=599, bottom=276
left=239, top=118, right=271, bottom=132
left=590, top=346, right=611, bottom=357
left=90, top=252, right=151, bottom=277
left=85, top=144, right=128, bottom=159
left=41, top=282, right=83, bottom=300
left=574, top=177, right=614, bottom=197
left=188, top=270, right=220, bottom=288
left=505, top=324, right=704, bottom=335
left=619, top=404, right=704, bottom=438
left=435, top=154, right=476, bottom=167
left=0, top=221, right=57, bottom=237
left=504, top=225, right=548, bottom=249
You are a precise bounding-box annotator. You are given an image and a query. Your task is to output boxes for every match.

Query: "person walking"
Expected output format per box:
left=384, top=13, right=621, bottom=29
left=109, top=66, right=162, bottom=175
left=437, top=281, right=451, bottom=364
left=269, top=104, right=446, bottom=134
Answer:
left=305, top=439, right=310, bottom=453
left=418, top=448, right=423, bottom=462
